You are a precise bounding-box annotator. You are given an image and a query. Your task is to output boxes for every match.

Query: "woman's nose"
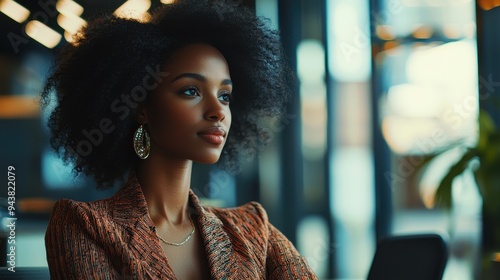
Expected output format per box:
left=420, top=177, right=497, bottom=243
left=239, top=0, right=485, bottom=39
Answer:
left=203, top=95, right=226, bottom=122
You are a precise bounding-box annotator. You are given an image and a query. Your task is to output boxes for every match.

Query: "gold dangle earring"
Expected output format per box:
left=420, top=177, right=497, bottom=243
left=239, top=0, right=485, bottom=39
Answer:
left=133, top=124, right=150, bottom=159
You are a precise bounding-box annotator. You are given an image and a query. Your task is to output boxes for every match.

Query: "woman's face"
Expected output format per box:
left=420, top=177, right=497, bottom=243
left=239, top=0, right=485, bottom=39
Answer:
left=139, top=43, right=232, bottom=164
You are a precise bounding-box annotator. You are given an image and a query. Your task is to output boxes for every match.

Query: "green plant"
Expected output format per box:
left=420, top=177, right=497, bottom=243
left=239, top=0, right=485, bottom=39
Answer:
left=431, top=109, right=500, bottom=212
left=422, top=108, right=500, bottom=278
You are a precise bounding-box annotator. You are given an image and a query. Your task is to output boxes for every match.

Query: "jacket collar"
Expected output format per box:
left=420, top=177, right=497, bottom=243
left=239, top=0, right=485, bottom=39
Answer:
left=108, top=175, right=150, bottom=222
left=108, top=175, right=241, bottom=278
left=108, top=175, right=222, bottom=225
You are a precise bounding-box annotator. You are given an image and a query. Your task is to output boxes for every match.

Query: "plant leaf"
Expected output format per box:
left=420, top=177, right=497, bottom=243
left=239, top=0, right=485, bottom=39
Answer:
left=483, top=132, right=500, bottom=165
left=434, top=148, right=478, bottom=208
left=478, top=109, right=496, bottom=153
left=415, top=141, right=468, bottom=177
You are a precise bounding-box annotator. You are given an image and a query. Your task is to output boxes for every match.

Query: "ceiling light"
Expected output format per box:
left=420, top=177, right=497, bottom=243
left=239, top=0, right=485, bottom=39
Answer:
left=25, top=20, right=62, bottom=48
left=0, top=0, right=30, bottom=23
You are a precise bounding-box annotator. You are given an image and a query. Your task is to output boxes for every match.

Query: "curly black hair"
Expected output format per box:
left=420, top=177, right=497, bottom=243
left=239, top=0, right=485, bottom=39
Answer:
left=40, top=0, right=292, bottom=189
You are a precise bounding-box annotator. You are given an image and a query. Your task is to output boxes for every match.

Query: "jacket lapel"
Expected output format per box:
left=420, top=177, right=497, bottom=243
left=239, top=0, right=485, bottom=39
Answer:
left=108, top=176, right=245, bottom=279
left=189, top=191, right=244, bottom=279
left=109, top=176, right=175, bottom=278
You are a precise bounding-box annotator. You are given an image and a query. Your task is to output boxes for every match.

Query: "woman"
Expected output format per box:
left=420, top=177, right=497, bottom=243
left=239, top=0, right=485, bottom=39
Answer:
left=42, top=0, right=317, bottom=279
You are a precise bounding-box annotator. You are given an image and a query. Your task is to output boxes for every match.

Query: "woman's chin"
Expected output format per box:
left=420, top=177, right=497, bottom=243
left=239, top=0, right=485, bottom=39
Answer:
left=193, top=154, right=221, bottom=165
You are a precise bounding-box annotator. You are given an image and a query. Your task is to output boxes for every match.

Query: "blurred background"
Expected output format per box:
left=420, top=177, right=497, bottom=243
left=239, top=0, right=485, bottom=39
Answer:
left=1, top=0, right=500, bottom=279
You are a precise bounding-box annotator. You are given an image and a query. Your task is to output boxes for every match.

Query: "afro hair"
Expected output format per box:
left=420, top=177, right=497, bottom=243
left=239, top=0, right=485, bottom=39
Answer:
left=41, top=0, right=292, bottom=189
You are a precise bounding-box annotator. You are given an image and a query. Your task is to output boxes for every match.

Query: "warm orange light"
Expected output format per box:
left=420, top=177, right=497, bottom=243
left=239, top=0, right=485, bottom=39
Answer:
left=382, top=116, right=439, bottom=155
left=412, top=25, right=433, bottom=39
left=160, top=0, right=175, bottom=3
left=443, top=24, right=461, bottom=39
left=420, top=188, right=436, bottom=209
left=18, top=198, right=56, bottom=213
left=479, top=0, right=500, bottom=11
left=383, top=41, right=399, bottom=52
left=56, top=0, right=84, bottom=17
left=0, top=96, right=40, bottom=118
left=57, top=13, right=86, bottom=34
left=64, top=31, right=75, bottom=43
left=493, top=252, right=500, bottom=262
left=114, top=0, right=151, bottom=22
left=0, top=0, right=30, bottom=23
left=376, top=25, right=395, bottom=41
left=25, top=20, right=62, bottom=48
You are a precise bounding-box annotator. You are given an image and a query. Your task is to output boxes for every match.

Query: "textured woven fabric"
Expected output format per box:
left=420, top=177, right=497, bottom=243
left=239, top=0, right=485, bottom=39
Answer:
left=45, top=176, right=318, bottom=279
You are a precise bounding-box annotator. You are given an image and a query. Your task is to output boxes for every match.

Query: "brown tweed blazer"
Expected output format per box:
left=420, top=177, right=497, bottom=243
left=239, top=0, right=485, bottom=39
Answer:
left=45, top=176, right=317, bottom=279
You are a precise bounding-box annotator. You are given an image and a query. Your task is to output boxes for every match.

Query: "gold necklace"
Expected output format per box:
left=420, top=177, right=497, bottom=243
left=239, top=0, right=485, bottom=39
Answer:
left=156, top=216, right=195, bottom=246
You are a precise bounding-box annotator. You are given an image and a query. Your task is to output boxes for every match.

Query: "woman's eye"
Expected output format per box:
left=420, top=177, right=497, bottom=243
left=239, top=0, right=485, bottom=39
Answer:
left=218, top=92, right=232, bottom=103
left=180, top=87, right=199, bottom=96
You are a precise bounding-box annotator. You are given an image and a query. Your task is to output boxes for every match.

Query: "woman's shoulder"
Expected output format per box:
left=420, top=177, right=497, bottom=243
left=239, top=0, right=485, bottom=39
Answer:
left=209, top=200, right=267, bottom=219
left=205, top=201, right=270, bottom=233
left=47, top=197, right=114, bottom=232
left=50, top=197, right=110, bottom=217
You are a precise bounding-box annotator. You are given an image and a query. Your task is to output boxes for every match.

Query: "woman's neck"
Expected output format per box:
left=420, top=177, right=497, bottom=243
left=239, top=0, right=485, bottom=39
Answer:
left=135, top=154, right=193, bottom=225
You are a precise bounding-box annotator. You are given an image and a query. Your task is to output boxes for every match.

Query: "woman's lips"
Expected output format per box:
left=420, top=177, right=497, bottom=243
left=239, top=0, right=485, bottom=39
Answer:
left=197, top=127, right=226, bottom=145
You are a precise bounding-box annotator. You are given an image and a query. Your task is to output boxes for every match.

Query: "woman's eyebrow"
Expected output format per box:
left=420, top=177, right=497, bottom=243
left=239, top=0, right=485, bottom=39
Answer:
left=221, top=79, right=232, bottom=86
left=172, top=73, right=206, bottom=82
left=171, top=73, right=233, bottom=86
